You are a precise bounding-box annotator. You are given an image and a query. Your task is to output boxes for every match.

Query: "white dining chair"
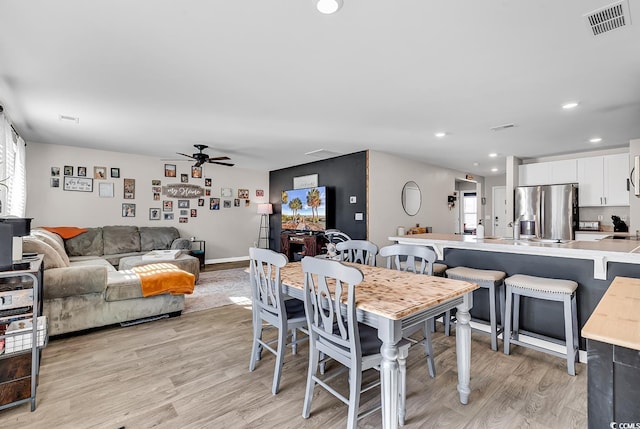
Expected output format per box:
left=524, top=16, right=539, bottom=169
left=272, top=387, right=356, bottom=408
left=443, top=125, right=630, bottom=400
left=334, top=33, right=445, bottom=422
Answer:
left=248, top=247, right=307, bottom=395
left=300, top=256, right=409, bottom=428
left=336, top=239, right=378, bottom=266
left=379, top=243, right=437, bottom=378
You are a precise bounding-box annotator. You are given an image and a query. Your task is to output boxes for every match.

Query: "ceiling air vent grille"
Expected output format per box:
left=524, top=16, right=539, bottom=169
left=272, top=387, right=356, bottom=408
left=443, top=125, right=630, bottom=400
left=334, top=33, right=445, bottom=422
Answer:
left=584, top=1, right=631, bottom=36
left=490, top=123, right=516, bottom=132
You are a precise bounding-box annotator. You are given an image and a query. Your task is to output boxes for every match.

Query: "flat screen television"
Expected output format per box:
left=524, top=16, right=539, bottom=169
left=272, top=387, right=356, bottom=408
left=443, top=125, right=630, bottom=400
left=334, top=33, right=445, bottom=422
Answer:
left=281, top=186, right=328, bottom=232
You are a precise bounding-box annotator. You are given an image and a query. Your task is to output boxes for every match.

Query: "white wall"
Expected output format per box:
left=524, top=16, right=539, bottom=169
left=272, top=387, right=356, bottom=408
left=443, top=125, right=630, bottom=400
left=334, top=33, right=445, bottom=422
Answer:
left=26, top=142, right=268, bottom=262
left=368, top=151, right=481, bottom=252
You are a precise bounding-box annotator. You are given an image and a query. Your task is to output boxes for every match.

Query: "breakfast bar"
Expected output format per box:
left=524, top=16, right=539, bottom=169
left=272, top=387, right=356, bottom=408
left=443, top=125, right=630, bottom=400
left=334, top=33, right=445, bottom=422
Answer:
left=388, top=233, right=640, bottom=350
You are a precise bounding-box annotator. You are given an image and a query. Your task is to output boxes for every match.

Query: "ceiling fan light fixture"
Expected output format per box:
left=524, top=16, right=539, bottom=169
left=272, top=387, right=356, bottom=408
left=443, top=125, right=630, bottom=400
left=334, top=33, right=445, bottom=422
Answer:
left=316, top=0, right=343, bottom=14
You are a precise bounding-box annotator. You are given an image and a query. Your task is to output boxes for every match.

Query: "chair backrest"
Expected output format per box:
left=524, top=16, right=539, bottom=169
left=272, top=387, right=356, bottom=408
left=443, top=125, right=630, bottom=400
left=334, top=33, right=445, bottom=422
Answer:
left=324, top=229, right=352, bottom=245
left=335, top=240, right=378, bottom=266
left=379, top=244, right=436, bottom=275
left=301, top=256, right=364, bottom=363
left=249, top=247, right=288, bottom=322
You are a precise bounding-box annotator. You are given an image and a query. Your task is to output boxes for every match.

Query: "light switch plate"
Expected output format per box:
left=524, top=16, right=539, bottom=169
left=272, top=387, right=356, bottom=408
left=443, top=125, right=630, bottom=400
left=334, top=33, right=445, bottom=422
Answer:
left=350, top=196, right=357, bottom=204
left=355, top=213, right=363, bottom=221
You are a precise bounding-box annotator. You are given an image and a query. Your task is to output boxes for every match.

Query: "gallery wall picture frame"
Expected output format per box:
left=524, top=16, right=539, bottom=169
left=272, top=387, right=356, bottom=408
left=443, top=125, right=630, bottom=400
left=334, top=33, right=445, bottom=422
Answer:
left=238, top=188, right=249, bottom=199
left=204, top=178, right=212, bottom=187
left=164, top=164, right=176, bottom=177
left=151, top=179, right=161, bottom=186
left=190, top=209, right=197, bottom=217
left=245, top=199, right=251, bottom=207
left=63, top=176, right=93, bottom=192
left=223, top=200, right=231, bottom=208
left=149, top=208, right=161, bottom=220
left=181, top=174, right=188, bottom=183
left=64, top=165, right=74, bottom=176
left=205, top=189, right=211, bottom=196
left=179, top=217, right=188, bottom=223
left=51, top=167, right=60, bottom=176
left=98, top=182, right=114, bottom=198
left=77, top=166, right=87, bottom=177
left=94, top=166, right=107, bottom=179
left=210, top=198, right=220, bottom=210
left=221, top=188, right=232, bottom=198
left=164, top=213, right=174, bottom=220
left=50, top=178, right=60, bottom=188
left=180, top=210, right=188, bottom=216
left=110, top=167, right=120, bottom=178
left=122, top=203, right=136, bottom=217
left=198, top=198, right=204, bottom=207
left=234, top=198, right=240, bottom=207
left=191, top=166, right=202, bottom=178
left=256, top=189, right=264, bottom=197
left=163, top=200, right=173, bottom=211
left=123, top=178, right=135, bottom=199
left=178, top=200, right=190, bottom=208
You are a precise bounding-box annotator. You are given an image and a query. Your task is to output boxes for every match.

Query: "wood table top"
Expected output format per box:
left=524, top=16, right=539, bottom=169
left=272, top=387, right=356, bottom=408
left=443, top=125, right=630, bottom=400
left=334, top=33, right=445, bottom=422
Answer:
left=582, top=276, right=640, bottom=351
left=279, top=261, right=478, bottom=320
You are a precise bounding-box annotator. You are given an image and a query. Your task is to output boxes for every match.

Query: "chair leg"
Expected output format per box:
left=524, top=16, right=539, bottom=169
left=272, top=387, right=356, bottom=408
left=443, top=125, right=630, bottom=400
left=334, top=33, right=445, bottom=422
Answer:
left=347, top=361, right=362, bottom=429
left=571, top=293, right=579, bottom=364
left=563, top=294, right=576, bottom=376
left=292, top=328, right=298, bottom=355
left=428, top=317, right=436, bottom=333
left=503, top=285, right=513, bottom=355
left=272, top=324, right=287, bottom=394
left=249, top=321, right=262, bottom=371
left=398, top=345, right=408, bottom=426
left=302, top=340, right=319, bottom=419
left=422, top=323, right=436, bottom=378
left=488, top=282, right=498, bottom=351
left=512, top=293, right=521, bottom=342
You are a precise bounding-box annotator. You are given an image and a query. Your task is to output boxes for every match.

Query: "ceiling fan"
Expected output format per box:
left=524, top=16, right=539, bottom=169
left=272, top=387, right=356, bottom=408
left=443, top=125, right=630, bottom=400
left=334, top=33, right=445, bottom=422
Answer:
left=175, top=144, right=234, bottom=167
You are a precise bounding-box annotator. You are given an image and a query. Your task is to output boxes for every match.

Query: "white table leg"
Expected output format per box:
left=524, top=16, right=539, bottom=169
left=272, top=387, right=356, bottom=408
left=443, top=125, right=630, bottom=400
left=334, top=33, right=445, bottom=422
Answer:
left=380, top=340, right=399, bottom=429
left=455, top=292, right=473, bottom=404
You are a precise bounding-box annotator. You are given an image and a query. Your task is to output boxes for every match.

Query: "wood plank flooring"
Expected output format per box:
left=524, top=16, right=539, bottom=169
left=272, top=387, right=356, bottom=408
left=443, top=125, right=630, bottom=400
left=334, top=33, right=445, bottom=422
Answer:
left=0, top=302, right=587, bottom=428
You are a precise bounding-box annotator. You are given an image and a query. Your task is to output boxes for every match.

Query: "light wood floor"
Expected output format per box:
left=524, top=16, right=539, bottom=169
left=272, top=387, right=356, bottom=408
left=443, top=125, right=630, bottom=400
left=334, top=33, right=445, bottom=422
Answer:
left=0, top=304, right=587, bottom=429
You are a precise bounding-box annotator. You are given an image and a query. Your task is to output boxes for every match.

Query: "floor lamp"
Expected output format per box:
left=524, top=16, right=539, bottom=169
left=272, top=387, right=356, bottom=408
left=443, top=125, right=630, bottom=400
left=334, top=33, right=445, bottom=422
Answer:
left=257, top=203, right=273, bottom=249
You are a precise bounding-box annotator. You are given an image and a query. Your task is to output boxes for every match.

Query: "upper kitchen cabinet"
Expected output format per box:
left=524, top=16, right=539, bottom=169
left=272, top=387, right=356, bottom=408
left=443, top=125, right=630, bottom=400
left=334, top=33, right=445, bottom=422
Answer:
left=577, top=153, right=629, bottom=207
left=518, top=159, right=577, bottom=186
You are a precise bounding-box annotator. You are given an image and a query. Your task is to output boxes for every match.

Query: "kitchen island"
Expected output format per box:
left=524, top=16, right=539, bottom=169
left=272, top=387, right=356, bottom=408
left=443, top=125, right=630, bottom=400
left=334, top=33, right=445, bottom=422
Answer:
left=388, top=233, right=640, bottom=351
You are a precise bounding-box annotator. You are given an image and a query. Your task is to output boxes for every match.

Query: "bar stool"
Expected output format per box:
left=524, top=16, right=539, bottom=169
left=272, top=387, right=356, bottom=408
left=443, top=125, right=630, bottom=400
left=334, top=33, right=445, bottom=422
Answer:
left=503, top=274, right=579, bottom=376
left=445, top=267, right=506, bottom=351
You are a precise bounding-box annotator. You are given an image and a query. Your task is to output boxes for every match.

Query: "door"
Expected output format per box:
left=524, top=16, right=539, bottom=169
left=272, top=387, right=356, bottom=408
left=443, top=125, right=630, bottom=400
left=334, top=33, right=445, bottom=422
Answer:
left=492, top=186, right=507, bottom=237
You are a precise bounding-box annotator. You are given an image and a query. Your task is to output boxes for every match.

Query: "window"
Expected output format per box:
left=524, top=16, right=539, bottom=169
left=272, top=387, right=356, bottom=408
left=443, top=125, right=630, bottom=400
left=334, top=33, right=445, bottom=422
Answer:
left=0, top=113, right=27, bottom=217
left=462, top=192, right=477, bottom=234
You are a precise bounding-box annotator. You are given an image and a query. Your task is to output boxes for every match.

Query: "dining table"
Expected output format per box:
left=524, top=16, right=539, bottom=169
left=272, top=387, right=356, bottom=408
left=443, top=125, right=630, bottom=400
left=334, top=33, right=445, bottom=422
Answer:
left=279, top=260, right=479, bottom=429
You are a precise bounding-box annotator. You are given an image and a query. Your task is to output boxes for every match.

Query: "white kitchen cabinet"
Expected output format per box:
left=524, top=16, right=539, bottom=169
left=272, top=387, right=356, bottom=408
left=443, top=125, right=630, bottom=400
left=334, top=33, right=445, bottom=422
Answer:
left=577, top=154, right=629, bottom=207
left=518, top=159, right=577, bottom=186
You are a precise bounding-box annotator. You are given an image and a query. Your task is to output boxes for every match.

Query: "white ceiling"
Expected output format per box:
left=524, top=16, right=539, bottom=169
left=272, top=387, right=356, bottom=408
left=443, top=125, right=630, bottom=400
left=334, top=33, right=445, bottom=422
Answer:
left=1, top=0, right=640, bottom=176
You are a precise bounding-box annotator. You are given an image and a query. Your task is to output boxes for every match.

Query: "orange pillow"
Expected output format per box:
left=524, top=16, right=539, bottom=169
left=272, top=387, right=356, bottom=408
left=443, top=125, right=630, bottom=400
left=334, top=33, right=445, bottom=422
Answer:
left=41, top=226, right=88, bottom=239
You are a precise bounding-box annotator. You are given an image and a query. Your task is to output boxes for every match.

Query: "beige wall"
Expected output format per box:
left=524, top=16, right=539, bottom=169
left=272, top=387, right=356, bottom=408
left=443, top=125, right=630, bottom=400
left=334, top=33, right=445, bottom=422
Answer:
left=368, top=150, right=481, bottom=254
left=26, top=142, right=268, bottom=262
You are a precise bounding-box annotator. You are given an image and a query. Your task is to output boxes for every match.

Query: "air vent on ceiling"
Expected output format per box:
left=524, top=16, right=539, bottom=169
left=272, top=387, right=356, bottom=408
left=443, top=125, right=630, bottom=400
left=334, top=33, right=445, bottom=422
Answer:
left=490, top=123, right=516, bottom=132
left=305, top=149, right=342, bottom=158
left=584, top=1, right=631, bottom=36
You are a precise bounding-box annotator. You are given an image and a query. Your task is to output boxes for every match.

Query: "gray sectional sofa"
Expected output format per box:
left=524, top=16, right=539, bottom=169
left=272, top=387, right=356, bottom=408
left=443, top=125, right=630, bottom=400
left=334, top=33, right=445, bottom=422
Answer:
left=24, top=226, right=199, bottom=336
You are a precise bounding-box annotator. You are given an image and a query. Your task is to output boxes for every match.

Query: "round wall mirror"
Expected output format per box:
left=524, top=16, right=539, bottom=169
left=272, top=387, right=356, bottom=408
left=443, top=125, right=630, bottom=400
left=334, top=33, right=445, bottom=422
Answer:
left=402, top=181, right=421, bottom=216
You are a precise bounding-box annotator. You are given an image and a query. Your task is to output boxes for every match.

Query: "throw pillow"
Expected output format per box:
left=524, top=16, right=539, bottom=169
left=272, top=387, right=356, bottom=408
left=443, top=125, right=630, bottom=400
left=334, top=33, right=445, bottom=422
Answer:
left=23, top=237, right=68, bottom=269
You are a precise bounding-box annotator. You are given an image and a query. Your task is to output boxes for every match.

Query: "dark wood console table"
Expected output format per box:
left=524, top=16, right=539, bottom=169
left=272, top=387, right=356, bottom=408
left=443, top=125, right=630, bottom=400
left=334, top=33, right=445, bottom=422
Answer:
left=280, top=232, right=325, bottom=261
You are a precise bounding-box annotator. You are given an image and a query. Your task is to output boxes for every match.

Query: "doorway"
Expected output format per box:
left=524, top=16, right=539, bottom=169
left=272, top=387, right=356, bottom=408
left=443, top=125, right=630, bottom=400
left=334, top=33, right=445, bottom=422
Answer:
left=492, top=186, right=508, bottom=237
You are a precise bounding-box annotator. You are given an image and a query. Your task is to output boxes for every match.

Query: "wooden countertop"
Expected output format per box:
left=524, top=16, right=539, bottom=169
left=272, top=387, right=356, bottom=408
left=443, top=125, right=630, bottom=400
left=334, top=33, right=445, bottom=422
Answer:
left=582, top=276, right=640, bottom=351
left=389, top=233, right=640, bottom=280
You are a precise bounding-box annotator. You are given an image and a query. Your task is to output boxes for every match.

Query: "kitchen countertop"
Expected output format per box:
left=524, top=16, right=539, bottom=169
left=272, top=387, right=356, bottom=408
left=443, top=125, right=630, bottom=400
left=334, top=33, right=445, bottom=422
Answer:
left=389, top=233, right=640, bottom=280
left=582, top=276, right=640, bottom=351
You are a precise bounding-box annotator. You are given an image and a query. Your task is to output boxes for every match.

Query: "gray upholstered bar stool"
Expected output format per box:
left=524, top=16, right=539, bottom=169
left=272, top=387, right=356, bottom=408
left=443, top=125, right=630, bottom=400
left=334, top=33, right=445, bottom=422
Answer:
left=445, top=266, right=506, bottom=351
left=503, top=274, right=579, bottom=376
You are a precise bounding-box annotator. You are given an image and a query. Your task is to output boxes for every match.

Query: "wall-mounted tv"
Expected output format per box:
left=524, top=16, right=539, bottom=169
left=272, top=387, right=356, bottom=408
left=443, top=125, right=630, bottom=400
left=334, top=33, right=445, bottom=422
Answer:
left=281, top=186, right=328, bottom=232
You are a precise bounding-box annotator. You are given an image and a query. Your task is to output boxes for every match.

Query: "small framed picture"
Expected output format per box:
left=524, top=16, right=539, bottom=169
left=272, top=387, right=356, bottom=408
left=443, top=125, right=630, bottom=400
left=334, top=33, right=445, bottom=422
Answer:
left=179, top=217, right=188, bottom=223
left=123, top=178, right=135, bottom=199
left=221, top=188, right=232, bottom=198
left=77, top=166, right=87, bottom=177
left=245, top=199, right=251, bottom=207
left=51, top=167, right=60, bottom=177
left=122, top=203, right=136, bottom=217
left=198, top=198, right=204, bottom=207
left=153, top=193, right=161, bottom=201
left=180, top=209, right=188, bottom=216
left=50, top=178, right=60, bottom=188
left=191, top=166, right=202, bottom=178
left=110, top=167, right=120, bottom=178
left=205, top=178, right=212, bottom=187
left=234, top=198, right=240, bottom=207
left=190, top=209, right=197, bottom=217
left=205, top=189, right=211, bottom=196
left=256, top=189, right=264, bottom=197
left=98, top=182, right=114, bottom=198
left=163, top=200, right=173, bottom=211
left=94, top=166, right=107, bottom=179
left=152, top=179, right=161, bottom=186
left=164, top=164, right=176, bottom=177
left=238, top=189, right=249, bottom=199
left=178, top=200, right=189, bottom=208
left=149, top=208, right=161, bottom=220
left=181, top=174, right=188, bottom=183
left=164, top=213, right=174, bottom=220
left=223, top=200, right=231, bottom=208
left=210, top=198, right=220, bottom=210
left=64, top=165, right=74, bottom=176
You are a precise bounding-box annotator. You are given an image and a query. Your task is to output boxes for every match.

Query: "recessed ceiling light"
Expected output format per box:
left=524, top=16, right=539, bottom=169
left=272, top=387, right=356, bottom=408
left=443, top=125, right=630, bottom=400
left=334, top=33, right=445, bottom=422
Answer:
left=491, top=168, right=499, bottom=172
left=58, top=114, right=79, bottom=124
left=473, top=162, right=479, bottom=166
left=562, top=102, right=579, bottom=109
left=589, top=137, right=602, bottom=143
left=316, top=0, right=343, bottom=14
left=489, top=153, right=498, bottom=158
left=434, top=132, right=446, bottom=138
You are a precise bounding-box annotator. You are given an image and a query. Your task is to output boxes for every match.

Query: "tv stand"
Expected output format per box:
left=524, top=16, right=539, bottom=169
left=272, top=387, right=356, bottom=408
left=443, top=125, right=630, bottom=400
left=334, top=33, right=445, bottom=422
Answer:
left=280, top=232, right=326, bottom=261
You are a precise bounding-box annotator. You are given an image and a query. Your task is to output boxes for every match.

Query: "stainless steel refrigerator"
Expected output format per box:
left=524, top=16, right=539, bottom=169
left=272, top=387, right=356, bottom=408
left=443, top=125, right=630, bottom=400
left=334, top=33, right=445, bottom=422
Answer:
left=514, top=184, right=579, bottom=240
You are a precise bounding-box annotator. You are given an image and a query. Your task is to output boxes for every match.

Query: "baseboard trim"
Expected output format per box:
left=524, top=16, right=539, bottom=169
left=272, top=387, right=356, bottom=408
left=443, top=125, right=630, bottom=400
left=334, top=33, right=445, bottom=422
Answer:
left=205, top=256, right=250, bottom=265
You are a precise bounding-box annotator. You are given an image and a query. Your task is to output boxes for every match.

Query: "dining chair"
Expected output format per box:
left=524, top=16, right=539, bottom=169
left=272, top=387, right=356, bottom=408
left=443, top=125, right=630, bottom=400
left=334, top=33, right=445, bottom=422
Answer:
left=248, top=247, right=307, bottom=395
left=335, top=239, right=378, bottom=266
left=379, top=243, right=437, bottom=378
left=300, top=256, right=410, bottom=428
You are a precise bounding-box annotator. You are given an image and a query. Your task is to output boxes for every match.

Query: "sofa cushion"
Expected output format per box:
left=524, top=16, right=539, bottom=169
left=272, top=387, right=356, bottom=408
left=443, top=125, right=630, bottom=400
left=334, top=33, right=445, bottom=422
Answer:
left=103, top=225, right=141, bottom=255
left=31, top=230, right=71, bottom=266
left=105, top=271, right=144, bottom=301
left=65, top=227, right=104, bottom=257
left=43, top=264, right=109, bottom=299
left=23, top=237, right=68, bottom=269
left=139, top=226, right=180, bottom=251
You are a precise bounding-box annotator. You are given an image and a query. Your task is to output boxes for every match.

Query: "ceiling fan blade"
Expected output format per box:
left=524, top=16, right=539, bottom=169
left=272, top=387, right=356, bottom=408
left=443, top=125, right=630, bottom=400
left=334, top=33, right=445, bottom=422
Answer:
left=207, top=156, right=231, bottom=161
left=177, top=152, right=196, bottom=159
left=207, top=160, right=235, bottom=167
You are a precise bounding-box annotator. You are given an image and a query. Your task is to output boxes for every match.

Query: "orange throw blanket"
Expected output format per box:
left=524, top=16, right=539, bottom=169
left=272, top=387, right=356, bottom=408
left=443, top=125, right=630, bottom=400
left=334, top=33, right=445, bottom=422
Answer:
left=132, top=263, right=195, bottom=297
left=41, top=226, right=88, bottom=239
